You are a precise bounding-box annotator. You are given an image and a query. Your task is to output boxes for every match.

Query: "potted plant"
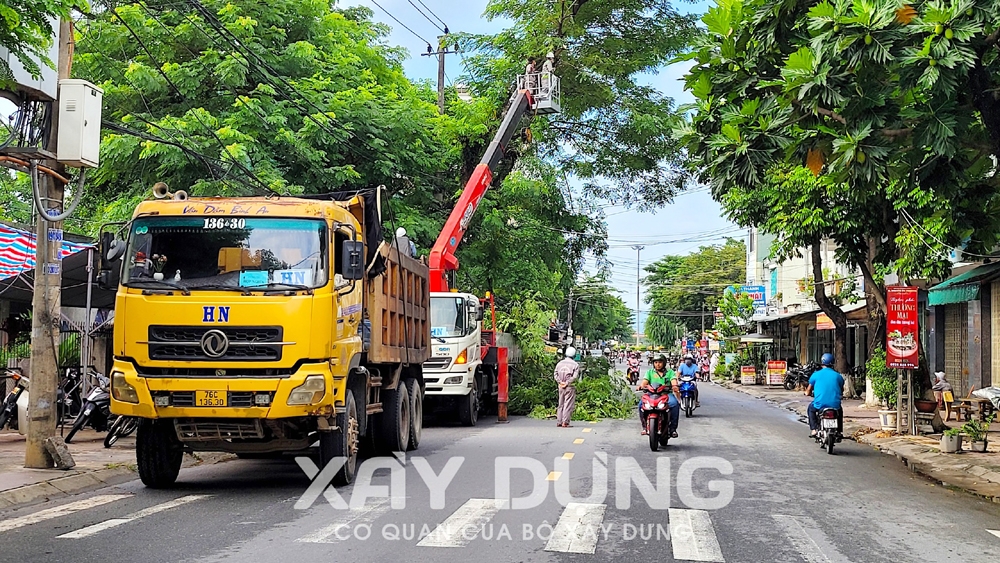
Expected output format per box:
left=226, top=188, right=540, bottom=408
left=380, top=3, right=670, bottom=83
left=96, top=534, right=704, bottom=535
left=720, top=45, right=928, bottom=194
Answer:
left=962, top=413, right=994, bottom=453
left=941, top=428, right=963, bottom=453
left=867, top=347, right=898, bottom=429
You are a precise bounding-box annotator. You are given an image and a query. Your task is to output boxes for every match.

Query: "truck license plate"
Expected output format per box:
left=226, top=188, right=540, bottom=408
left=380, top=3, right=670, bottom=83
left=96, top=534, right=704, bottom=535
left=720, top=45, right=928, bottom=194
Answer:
left=195, top=390, right=227, bottom=407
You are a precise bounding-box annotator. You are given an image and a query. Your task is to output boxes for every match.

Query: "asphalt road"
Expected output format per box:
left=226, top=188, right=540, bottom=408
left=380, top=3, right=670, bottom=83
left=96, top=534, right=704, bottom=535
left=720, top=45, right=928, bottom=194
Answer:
left=3, top=382, right=1000, bottom=563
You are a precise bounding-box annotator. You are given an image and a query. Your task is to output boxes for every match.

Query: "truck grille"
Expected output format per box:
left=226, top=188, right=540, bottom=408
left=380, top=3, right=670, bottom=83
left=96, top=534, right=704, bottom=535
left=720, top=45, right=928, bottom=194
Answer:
left=174, top=418, right=265, bottom=441
left=423, top=357, right=451, bottom=370
left=147, top=326, right=286, bottom=362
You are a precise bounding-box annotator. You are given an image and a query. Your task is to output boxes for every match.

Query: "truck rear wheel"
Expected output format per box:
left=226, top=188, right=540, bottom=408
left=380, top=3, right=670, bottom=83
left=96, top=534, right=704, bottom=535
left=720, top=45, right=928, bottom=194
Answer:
left=405, top=378, right=422, bottom=451
left=136, top=419, right=183, bottom=488
left=458, top=379, right=479, bottom=426
left=320, top=389, right=359, bottom=486
left=377, top=384, right=410, bottom=452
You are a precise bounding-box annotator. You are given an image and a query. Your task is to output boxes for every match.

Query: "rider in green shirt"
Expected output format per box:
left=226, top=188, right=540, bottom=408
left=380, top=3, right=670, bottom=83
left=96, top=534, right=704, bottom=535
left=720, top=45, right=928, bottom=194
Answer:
left=638, top=354, right=682, bottom=437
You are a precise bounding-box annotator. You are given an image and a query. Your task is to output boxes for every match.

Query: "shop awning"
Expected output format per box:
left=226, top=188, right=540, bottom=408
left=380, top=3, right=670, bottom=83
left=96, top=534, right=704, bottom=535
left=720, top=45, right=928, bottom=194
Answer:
left=927, top=262, right=1000, bottom=306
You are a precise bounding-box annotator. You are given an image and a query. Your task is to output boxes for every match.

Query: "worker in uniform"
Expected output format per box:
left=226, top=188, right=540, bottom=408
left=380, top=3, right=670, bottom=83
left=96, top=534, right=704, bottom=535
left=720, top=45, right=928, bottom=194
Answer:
left=554, top=346, right=580, bottom=427
left=540, top=51, right=554, bottom=98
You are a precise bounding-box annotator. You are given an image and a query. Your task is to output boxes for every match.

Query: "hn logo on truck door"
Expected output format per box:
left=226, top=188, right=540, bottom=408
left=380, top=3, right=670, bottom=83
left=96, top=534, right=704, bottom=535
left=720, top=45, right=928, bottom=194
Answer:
left=202, top=306, right=231, bottom=323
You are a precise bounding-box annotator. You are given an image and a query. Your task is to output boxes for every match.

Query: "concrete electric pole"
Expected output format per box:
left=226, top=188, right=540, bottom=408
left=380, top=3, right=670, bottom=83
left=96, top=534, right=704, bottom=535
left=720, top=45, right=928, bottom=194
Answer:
left=421, top=35, right=459, bottom=114
left=25, top=19, right=72, bottom=469
left=631, top=245, right=644, bottom=347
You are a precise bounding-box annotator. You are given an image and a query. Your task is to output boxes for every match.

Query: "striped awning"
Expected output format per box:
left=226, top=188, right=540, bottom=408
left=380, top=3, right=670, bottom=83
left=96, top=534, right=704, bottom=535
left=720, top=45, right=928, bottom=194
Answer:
left=0, top=223, right=92, bottom=280
left=927, top=262, right=1000, bottom=306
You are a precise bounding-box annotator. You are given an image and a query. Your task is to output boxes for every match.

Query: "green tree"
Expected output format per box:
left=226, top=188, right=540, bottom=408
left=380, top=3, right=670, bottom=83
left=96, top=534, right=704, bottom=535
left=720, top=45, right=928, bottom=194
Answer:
left=715, top=289, right=755, bottom=338
left=643, top=239, right=747, bottom=333
left=567, top=277, right=634, bottom=343
left=0, top=0, right=81, bottom=86
left=679, top=0, right=1000, bottom=373
left=461, top=0, right=699, bottom=204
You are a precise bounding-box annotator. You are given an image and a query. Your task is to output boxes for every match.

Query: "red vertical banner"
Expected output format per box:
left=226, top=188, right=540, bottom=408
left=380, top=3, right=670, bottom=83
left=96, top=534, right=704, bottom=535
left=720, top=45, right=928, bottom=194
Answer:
left=886, top=286, right=919, bottom=369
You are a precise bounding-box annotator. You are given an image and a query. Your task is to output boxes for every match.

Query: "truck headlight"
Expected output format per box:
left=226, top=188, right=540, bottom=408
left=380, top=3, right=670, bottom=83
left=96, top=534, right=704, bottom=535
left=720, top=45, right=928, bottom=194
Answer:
left=443, top=376, right=464, bottom=384
left=287, top=375, right=326, bottom=405
left=111, top=371, right=139, bottom=404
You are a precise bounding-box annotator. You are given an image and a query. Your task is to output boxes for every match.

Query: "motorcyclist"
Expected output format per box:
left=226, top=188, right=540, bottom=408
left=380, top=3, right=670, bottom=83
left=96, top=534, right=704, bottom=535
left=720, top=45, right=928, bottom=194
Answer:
left=638, top=354, right=681, bottom=437
left=678, top=354, right=700, bottom=407
left=804, top=353, right=845, bottom=439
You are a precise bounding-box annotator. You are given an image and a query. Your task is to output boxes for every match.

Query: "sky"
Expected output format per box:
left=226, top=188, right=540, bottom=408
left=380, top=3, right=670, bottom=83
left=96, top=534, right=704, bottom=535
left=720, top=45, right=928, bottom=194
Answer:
left=344, top=0, right=740, bottom=332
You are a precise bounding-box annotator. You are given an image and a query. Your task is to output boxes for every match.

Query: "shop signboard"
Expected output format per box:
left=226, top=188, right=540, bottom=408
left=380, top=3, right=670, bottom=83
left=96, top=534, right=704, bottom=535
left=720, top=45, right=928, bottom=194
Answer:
left=886, top=286, right=919, bottom=369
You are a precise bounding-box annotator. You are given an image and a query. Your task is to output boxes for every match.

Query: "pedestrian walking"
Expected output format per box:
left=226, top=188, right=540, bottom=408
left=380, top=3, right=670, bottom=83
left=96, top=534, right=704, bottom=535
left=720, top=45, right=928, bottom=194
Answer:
left=932, top=371, right=953, bottom=413
left=554, top=346, right=580, bottom=427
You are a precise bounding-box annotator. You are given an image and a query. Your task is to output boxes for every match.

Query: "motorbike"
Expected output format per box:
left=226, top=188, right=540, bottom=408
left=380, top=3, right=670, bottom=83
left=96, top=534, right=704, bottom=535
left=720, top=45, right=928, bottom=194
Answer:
left=640, top=384, right=672, bottom=451
left=784, top=363, right=819, bottom=390
left=65, top=373, right=112, bottom=443
left=0, top=369, right=28, bottom=431
left=104, top=415, right=139, bottom=448
left=627, top=361, right=640, bottom=385
left=58, top=367, right=84, bottom=422
left=815, top=408, right=842, bottom=454
left=679, top=375, right=698, bottom=418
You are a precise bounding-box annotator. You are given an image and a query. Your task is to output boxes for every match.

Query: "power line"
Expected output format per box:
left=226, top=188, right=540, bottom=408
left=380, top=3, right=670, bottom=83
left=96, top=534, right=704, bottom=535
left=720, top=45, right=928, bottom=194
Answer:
left=412, top=0, right=448, bottom=30
left=406, top=0, right=445, bottom=33
left=369, top=0, right=432, bottom=47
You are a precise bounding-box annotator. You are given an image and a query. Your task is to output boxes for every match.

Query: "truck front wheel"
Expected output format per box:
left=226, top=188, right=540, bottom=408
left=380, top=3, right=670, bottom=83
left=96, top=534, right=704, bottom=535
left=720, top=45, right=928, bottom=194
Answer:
left=458, top=379, right=479, bottom=427
left=405, top=378, right=422, bottom=451
left=136, top=419, right=183, bottom=488
left=320, top=388, right=359, bottom=486
left=377, top=384, right=410, bottom=452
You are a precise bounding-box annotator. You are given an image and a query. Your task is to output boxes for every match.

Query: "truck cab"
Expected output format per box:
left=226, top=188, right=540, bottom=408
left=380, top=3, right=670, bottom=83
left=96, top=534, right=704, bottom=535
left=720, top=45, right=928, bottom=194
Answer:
left=423, top=292, right=487, bottom=425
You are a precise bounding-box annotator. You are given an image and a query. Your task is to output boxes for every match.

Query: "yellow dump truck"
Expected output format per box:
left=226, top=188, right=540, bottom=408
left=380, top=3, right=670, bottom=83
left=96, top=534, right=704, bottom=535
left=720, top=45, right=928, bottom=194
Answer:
left=100, top=189, right=429, bottom=488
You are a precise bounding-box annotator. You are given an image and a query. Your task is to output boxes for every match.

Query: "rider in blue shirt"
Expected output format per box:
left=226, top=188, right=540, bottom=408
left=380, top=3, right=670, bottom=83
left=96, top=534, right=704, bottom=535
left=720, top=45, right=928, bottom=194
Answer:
left=677, top=355, right=700, bottom=407
left=805, top=353, right=845, bottom=438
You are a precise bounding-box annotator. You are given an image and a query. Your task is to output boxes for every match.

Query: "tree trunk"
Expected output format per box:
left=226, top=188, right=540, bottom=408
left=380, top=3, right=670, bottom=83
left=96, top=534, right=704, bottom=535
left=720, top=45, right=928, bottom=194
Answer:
left=811, top=242, right=856, bottom=397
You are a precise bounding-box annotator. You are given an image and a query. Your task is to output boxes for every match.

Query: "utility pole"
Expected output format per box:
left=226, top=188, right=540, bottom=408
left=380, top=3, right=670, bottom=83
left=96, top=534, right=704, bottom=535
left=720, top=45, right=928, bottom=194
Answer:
left=701, top=301, right=705, bottom=340
left=566, top=287, right=574, bottom=347
left=26, top=19, right=72, bottom=468
left=631, top=245, right=644, bottom=347
left=421, top=34, right=459, bottom=114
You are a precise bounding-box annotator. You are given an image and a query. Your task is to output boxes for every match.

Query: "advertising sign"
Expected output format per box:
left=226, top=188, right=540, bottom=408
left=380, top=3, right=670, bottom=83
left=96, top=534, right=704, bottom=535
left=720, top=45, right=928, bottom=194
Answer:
left=740, top=365, right=756, bottom=385
left=728, top=284, right=767, bottom=316
left=816, top=312, right=834, bottom=330
left=886, top=286, right=919, bottom=369
left=708, top=339, right=720, bottom=351
left=766, top=360, right=787, bottom=385
left=686, top=339, right=695, bottom=350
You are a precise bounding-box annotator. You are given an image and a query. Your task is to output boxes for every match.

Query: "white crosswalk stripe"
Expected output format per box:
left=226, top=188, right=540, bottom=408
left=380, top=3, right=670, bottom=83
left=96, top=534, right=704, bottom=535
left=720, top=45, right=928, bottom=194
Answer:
left=989, top=529, right=1000, bottom=540
left=1, top=495, right=131, bottom=532
left=772, top=514, right=851, bottom=563
left=544, top=502, right=606, bottom=554
left=417, top=498, right=506, bottom=548
left=296, top=499, right=392, bottom=543
left=57, top=495, right=212, bottom=539
left=669, top=508, right=725, bottom=562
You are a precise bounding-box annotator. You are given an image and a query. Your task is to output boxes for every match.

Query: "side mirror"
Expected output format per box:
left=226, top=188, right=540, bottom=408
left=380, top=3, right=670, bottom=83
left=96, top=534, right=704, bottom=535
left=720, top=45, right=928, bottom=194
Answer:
left=99, top=232, right=125, bottom=270
left=341, top=240, right=365, bottom=280
left=476, top=306, right=484, bottom=321
left=97, top=270, right=115, bottom=290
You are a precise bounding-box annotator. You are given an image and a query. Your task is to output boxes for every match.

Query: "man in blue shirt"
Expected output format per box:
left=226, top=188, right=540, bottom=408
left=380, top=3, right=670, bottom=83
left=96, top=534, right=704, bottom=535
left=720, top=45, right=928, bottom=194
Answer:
left=805, top=353, right=845, bottom=438
left=678, top=355, right=700, bottom=407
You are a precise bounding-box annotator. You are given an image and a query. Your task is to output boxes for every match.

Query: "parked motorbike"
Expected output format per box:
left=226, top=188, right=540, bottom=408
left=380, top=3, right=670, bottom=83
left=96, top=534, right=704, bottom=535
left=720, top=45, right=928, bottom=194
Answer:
left=0, top=369, right=28, bottom=431
left=784, top=363, right=819, bottom=390
left=679, top=375, right=697, bottom=418
left=814, top=407, right=842, bottom=454
left=640, top=384, right=672, bottom=451
left=104, top=415, right=139, bottom=448
left=58, top=367, right=84, bottom=422
left=65, top=373, right=111, bottom=443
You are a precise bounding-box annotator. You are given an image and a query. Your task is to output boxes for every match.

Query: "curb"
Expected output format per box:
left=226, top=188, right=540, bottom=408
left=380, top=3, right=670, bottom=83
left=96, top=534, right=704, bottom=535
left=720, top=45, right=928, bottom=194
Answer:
left=0, top=451, right=237, bottom=512
left=0, top=466, right=136, bottom=511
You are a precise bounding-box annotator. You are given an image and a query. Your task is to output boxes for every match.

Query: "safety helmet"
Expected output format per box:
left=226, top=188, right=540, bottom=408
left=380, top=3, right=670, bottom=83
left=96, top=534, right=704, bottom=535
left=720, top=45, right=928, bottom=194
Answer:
left=564, top=346, right=576, bottom=358
left=821, top=352, right=834, bottom=366
left=546, top=51, right=554, bottom=58
left=653, top=354, right=668, bottom=364
left=684, top=354, right=694, bottom=361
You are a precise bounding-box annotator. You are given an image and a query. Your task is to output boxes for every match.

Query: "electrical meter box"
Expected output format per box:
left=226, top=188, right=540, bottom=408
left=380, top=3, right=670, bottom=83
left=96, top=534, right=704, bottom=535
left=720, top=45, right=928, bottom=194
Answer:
left=56, top=79, right=103, bottom=168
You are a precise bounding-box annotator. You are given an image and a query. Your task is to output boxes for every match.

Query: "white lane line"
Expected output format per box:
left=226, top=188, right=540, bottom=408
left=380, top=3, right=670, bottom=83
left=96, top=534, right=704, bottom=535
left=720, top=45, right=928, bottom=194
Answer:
left=57, top=495, right=211, bottom=539
left=989, top=529, right=1000, bottom=539
left=296, top=499, right=391, bottom=543
left=772, top=514, right=851, bottom=563
left=544, top=502, right=606, bottom=554
left=417, top=498, right=506, bottom=548
left=669, top=508, right=725, bottom=562
left=1, top=495, right=131, bottom=532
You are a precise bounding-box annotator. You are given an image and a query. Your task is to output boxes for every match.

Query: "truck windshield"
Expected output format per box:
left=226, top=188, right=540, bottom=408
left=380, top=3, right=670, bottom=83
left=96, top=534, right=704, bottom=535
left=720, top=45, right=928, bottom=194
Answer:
left=122, top=217, right=328, bottom=290
left=430, top=297, right=467, bottom=338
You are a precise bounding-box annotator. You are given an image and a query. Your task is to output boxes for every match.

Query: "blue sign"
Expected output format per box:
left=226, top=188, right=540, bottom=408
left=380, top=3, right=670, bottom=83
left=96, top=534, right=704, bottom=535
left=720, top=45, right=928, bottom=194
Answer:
left=686, top=339, right=695, bottom=350
left=727, top=284, right=766, bottom=307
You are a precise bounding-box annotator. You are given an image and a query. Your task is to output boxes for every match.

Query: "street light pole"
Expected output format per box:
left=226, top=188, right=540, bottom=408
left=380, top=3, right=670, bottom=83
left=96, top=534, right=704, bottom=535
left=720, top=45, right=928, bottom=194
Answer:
left=631, top=245, right=644, bottom=347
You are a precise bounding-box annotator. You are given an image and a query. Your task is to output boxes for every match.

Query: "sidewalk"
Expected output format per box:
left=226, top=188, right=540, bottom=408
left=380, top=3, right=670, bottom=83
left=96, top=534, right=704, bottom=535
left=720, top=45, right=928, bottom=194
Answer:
left=722, top=380, right=1000, bottom=503
left=0, top=429, right=234, bottom=510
